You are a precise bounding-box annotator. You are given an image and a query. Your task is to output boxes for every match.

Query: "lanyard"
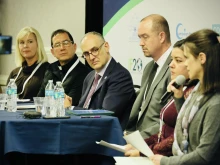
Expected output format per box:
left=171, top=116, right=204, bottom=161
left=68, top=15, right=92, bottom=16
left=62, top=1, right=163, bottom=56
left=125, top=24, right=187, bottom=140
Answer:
left=158, top=99, right=174, bottom=142
left=61, top=59, right=79, bottom=84
left=15, top=62, right=43, bottom=96
left=158, top=86, right=187, bottom=143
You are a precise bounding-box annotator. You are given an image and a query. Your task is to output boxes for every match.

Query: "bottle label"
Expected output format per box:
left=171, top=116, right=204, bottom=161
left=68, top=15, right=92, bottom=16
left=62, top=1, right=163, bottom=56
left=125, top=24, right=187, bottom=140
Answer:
left=54, top=92, right=64, bottom=99
left=45, top=90, right=54, bottom=96
left=7, top=88, right=17, bottom=95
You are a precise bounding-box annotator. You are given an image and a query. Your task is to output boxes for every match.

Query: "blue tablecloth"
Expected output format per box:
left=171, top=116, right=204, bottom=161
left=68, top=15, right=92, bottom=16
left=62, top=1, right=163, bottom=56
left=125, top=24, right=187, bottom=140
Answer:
left=0, top=110, right=126, bottom=164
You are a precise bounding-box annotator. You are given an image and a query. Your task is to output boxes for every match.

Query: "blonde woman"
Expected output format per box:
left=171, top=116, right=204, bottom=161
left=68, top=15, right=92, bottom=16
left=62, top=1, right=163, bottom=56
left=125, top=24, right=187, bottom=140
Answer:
left=7, top=26, right=49, bottom=100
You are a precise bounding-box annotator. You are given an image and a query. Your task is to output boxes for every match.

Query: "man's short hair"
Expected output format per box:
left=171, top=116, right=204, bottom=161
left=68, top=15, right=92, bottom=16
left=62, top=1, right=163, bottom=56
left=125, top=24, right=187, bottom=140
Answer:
left=51, top=29, right=74, bottom=47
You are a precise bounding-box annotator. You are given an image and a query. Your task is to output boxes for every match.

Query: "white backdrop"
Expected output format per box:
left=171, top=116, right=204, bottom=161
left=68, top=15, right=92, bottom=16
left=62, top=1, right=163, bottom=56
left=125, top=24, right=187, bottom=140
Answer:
left=104, top=0, right=220, bottom=85
left=0, top=0, right=85, bottom=85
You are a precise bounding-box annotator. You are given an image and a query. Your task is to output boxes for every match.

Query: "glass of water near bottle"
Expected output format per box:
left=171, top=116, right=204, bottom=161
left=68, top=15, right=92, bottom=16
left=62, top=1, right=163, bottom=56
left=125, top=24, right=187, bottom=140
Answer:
left=3, top=79, right=66, bottom=116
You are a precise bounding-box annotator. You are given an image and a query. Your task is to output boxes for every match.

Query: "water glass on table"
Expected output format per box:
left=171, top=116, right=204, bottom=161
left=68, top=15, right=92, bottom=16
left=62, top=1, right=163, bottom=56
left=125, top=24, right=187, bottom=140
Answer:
left=33, top=97, right=45, bottom=115
left=44, top=97, right=56, bottom=117
left=0, top=93, right=7, bottom=110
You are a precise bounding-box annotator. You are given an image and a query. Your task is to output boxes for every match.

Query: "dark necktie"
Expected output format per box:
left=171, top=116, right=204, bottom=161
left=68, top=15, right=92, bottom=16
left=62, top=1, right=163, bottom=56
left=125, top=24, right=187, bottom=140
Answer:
left=83, top=74, right=101, bottom=108
left=145, top=62, right=158, bottom=96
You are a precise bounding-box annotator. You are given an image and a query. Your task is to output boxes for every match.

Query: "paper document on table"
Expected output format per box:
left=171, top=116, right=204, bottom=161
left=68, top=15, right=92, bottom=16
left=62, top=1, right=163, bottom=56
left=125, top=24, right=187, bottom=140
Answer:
left=17, top=99, right=31, bottom=103
left=114, top=157, right=154, bottom=165
left=17, top=103, right=35, bottom=109
left=96, top=140, right=125, bottom=153
left=123, top=130, right=154, bottom=157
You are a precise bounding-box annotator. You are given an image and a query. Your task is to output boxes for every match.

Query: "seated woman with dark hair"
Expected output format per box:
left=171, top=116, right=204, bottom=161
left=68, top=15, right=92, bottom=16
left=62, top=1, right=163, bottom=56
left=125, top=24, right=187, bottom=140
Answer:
left=149, top=29, right=220, bottom=165
left=125, top=39, right=198, bottom=157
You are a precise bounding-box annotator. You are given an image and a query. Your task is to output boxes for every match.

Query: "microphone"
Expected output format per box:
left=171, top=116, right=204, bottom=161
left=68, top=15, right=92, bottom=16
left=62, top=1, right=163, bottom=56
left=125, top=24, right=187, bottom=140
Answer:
left=160, top=75, right=186, bottom=103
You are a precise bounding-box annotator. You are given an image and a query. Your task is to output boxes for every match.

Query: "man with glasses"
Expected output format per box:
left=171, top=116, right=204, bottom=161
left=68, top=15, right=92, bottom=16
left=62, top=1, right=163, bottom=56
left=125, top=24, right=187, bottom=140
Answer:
left=68, top=31, right=136, bottom=130
left=38, top=29, right=90, bottom=106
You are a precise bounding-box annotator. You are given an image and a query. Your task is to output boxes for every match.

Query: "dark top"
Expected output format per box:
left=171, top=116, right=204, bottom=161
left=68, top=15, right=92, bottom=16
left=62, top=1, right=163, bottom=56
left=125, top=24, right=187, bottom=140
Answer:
left=75, top=58, right=136, bottom=130
left=7, top=61, right=49, bottom=100
left=143, top=80, right=197, bottom=156
left=37, top=55, right=91, bottom=106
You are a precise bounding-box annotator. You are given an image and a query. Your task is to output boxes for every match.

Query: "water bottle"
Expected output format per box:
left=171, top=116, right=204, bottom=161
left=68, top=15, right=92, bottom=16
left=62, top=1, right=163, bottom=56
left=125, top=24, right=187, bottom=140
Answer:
left=44, top=80, right=54, bottom=116
left=45, top=80, right=54, bottom=98
left=6, top=79, right=17, bottom=112
left=54, top=81, right=65, bottom=117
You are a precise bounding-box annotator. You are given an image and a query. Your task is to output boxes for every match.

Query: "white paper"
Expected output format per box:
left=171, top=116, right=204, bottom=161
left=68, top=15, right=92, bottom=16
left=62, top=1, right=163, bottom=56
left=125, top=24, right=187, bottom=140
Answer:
left=17, top=104, right=35, bottom=109
left=123, top=130, right=154, bottom=157
left=17, top=99, right=30, bottom=102
left=96, top=140, right=125, bottom=153
left=114, top=157, right=154, bottom=165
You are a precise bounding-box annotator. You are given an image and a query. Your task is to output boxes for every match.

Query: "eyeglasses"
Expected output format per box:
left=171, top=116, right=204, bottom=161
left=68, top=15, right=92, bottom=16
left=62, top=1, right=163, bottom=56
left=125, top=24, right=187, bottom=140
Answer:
left=82, top=42, right=105, bottom=59
left=52, top=40, right=73, bottom=48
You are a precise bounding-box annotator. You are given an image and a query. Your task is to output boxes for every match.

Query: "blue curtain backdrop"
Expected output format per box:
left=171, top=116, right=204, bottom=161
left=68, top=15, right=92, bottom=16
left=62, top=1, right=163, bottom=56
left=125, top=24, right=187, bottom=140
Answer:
left=103, top=0, right=129, bottom=27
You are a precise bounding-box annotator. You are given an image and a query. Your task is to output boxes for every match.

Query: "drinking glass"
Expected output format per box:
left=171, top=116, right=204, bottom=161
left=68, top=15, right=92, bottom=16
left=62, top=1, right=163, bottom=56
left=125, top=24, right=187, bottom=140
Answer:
left=33, top=97, right=45, bottom=115
left=0, top=93, right=7, bottom=110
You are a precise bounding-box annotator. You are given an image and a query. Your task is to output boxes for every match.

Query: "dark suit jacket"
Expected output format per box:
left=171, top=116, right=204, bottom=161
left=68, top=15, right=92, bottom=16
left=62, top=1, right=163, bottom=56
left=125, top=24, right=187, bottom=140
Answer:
left=37, top=55, right=91, bottom=105
left=126, top=55, right=171, bottom=138
left=76, top=58, right=136, bottom=130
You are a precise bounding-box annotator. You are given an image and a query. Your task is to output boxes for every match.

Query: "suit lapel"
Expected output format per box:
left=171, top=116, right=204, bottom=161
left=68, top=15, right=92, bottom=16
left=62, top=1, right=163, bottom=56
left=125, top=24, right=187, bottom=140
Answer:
left=95, top=58, right=116, bottom=92
left=83, top=71, right=96, bottom=100
left=139, top=55, right=171, bottom=120
left=138, top=61, right=154, bottom=104
left=129, top=61, right=154, bottom=120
